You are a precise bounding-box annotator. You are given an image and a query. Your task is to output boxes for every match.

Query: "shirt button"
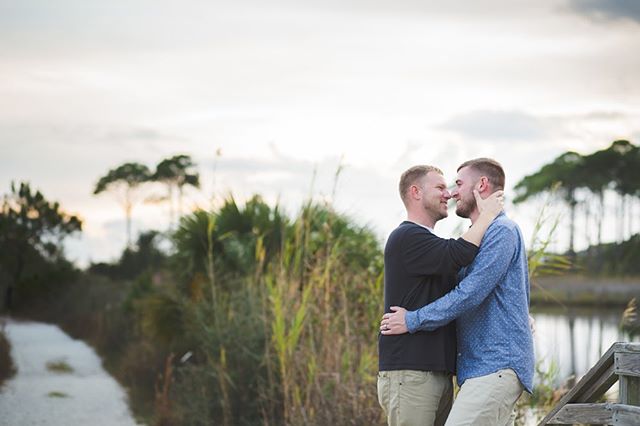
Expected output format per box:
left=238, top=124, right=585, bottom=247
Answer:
left=457, top=353, right=461, bottom=357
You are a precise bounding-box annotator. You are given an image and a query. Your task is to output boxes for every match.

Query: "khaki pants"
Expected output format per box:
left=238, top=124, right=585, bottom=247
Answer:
left=444, top=369, right=523, bottom=426
left=377, top=370, right=453, bottom=426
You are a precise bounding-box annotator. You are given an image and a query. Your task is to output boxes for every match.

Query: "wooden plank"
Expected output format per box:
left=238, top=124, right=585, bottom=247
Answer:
left=578, top=363, right=617, bottom=403
left=538, top=343, right=620, bottom=425
left=619, top=375, right=640, bottom=405
left=612, top=404, right=640, bottom=425
left=615, top=342, right=640, bottom=354
left=615, top=352, right=640, bottom=378
left=548, top=403, right=612, bottom=424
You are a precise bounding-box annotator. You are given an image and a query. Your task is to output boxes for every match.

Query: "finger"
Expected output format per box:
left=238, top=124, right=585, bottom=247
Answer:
left=389, top=306, right=400, bottom=312
left=382, top=313, right=391, bottom=320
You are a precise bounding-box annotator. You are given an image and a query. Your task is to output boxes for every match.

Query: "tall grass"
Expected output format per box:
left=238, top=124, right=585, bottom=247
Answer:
left=257, top=202, right=383, bottom=424
left=138, top=196, right=385, bottom=425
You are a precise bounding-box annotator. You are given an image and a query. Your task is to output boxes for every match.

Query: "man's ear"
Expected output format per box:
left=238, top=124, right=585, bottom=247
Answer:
left=477, top=176, right=490, bottom=192
left=410, top=184, right=420, bottom=199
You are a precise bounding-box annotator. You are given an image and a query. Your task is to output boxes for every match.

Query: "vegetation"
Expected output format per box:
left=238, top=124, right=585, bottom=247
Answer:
left=514, top=140, right=640, bottom=257
left=93, top=162, right=152, bottom=247
left=0, top=324, right=16, bottom=388
left=46, top=360, right=74, bottom=374
left=89, top=230, right=167, bottom=280
left=8, top=186, right=383, bottom=424
left=153, top=154, right=200, bottom=227
left=93, top=154, right=200, bottom=247
left=621, top=298, right=639, bottom=339
left=0, top=182, right=81, bottom=311
left=576, top=233, right=640, bottom=276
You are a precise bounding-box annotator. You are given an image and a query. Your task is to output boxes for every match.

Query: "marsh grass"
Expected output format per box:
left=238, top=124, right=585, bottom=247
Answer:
left=153, top=197, right=386, bottom=425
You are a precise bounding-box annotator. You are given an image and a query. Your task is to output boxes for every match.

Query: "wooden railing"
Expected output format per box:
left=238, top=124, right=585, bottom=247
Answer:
left=538, top=342, right=640, bottom=425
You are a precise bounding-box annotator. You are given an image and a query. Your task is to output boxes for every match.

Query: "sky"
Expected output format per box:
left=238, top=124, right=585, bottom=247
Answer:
left=1, top=0, right=639, bottom=266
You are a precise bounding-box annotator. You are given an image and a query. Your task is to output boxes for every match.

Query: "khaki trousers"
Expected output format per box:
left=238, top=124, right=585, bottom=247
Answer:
left=377, top=370, right=453, bottom=426
left=444, top=369, right=523, bottom=426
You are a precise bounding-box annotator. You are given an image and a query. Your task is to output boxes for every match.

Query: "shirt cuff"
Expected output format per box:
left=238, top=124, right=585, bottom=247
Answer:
left=405, top=310, right=420, bottom=333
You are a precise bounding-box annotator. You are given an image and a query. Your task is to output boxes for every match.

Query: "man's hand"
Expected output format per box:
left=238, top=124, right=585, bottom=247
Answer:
left=380, top=306, right=409, bottom=335
left=475, top=189, right=504, bottom=219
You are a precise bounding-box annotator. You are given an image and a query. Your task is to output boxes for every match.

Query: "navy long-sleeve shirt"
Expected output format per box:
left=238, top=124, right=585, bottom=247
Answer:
left=379, top=221, right=479, bottom=373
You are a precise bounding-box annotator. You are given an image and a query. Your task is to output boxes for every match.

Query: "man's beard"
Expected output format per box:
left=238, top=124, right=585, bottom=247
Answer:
left=455, top=196, right=475, bottom=218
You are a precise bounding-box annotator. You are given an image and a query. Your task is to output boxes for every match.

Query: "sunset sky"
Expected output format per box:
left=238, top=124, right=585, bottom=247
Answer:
left=1, top=0, right=639, bottom=265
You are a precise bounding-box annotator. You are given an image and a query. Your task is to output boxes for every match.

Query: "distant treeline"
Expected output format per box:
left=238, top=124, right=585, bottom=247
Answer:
left=514, top=140, right=640, bottom=255
left=577, top=234, right=640, bottom=276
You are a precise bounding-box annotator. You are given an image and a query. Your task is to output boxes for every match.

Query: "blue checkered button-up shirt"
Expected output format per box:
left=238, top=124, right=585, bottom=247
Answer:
left=405, top=212, right=535, bottom=393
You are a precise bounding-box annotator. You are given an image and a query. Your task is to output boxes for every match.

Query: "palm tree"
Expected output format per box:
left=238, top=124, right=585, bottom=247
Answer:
left=173, top=195, right=288, bottom=284
left=93, top=162, right=151, bottom=247
left=153, top=155, right=200, bottom=227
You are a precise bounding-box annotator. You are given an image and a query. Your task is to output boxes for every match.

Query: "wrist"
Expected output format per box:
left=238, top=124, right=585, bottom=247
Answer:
left=405, top=310, right=419, bottom=333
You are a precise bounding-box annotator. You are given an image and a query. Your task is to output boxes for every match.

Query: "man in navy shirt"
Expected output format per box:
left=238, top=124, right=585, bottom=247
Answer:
left=381, top=159, right=534, bottom=426
left=378, top=164, right=504, bottom=426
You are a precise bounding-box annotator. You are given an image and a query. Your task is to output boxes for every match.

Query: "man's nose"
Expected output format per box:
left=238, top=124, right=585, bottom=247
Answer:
left=443, top=190, right=451, bottom=199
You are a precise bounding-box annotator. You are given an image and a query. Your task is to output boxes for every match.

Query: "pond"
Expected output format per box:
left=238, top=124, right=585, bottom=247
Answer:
left=530, top=306, right=632, bottom=387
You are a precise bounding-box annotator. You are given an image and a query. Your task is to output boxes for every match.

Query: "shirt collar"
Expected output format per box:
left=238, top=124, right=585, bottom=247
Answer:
left=404, top=220, right=434, bottom=233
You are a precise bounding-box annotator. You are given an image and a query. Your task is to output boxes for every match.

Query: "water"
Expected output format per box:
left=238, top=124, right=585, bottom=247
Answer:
left=531, top=306, right=631, bottom=387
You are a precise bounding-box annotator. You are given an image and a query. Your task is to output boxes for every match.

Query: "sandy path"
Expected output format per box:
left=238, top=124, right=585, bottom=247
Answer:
left=0, top=318, right=140, bottom=426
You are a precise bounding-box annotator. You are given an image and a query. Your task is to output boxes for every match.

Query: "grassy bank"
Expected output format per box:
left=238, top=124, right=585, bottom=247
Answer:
left=531, top=275, right=640, bottom=307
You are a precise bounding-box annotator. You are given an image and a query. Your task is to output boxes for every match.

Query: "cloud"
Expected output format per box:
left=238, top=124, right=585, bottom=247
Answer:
left=202, top=151, right=400, bottom=230
left=438, top=110, right=547, bottom=142
left=104, top=127, right=184, bottom=143
left=569, top=0, right=640, bottom=24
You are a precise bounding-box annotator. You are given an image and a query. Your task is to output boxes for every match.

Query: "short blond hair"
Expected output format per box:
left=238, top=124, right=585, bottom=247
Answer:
left=399, top=165, right=443, bottom=205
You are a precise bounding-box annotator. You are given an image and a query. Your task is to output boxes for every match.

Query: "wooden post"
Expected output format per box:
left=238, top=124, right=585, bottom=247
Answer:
left=620, top=376, right=640, bottom=405
left=616, top=352, right=640, bottom=405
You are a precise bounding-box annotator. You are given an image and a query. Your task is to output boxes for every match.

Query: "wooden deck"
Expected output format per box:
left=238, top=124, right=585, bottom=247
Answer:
left=538, top=342, right=640, bottom=425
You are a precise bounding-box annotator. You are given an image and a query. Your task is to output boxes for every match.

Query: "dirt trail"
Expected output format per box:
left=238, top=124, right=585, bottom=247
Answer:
left=0, top=318, right=140, bottom=426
